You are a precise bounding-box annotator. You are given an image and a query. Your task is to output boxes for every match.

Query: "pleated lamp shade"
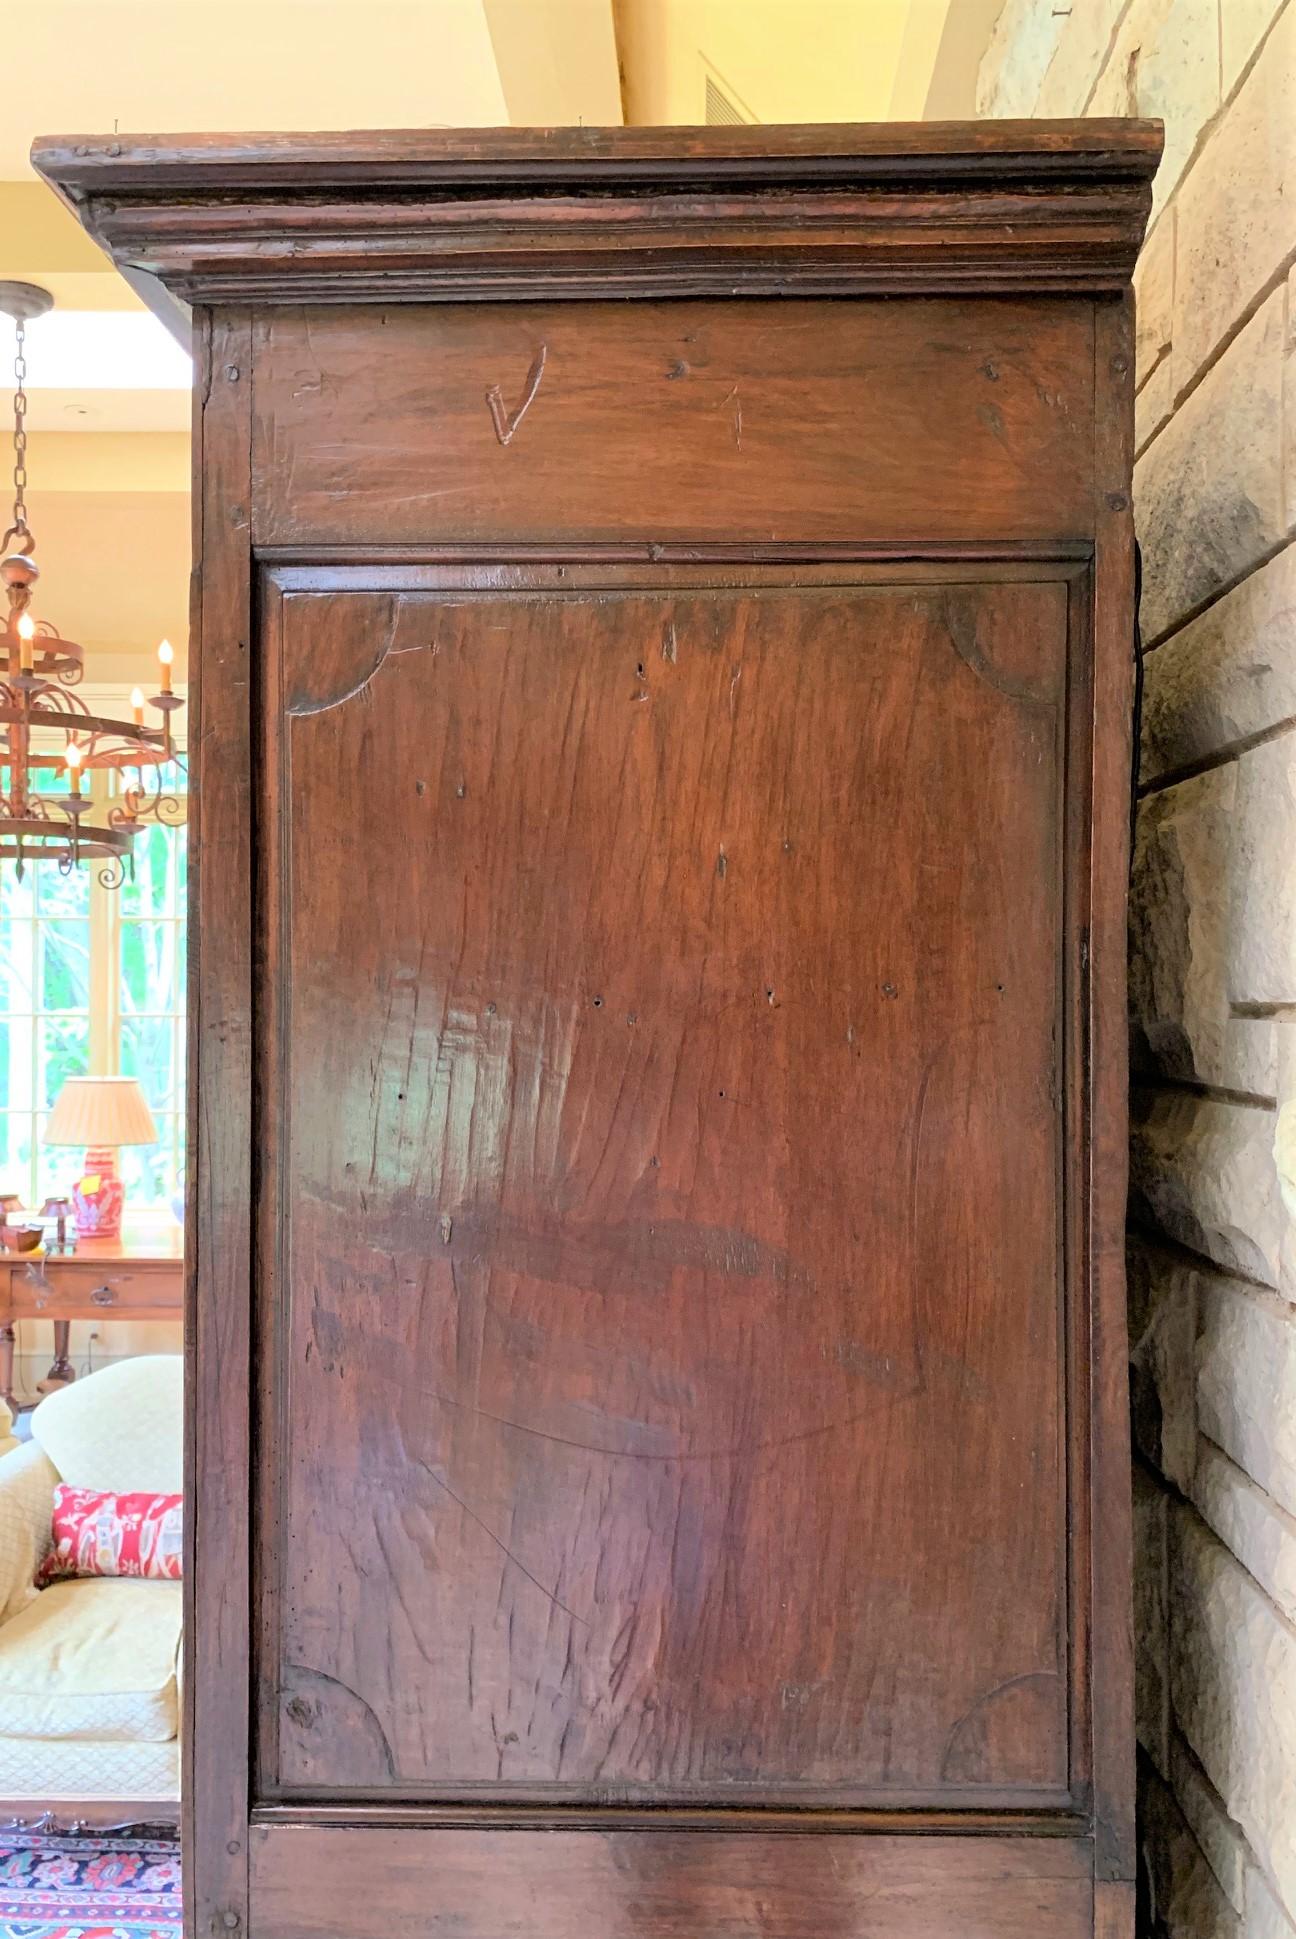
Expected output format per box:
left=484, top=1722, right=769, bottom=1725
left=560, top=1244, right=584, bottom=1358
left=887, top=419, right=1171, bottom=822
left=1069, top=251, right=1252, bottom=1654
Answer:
left=44, top=1076, right=159, bottom=1148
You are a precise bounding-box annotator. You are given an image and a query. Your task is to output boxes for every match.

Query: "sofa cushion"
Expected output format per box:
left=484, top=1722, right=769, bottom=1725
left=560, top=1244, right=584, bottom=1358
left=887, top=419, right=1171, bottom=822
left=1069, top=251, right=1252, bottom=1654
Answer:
left=0, top=1731, right=180, bottom=1801
left=0, top=1577, right=180, bottom=1742
left=0, top=1441, right=58, bottom=1624
left=32, top=1356, right=182, bottom=1493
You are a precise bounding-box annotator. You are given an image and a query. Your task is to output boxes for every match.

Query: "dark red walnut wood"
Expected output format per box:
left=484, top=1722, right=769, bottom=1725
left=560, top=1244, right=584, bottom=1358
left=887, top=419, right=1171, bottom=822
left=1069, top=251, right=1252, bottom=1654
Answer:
left=261, top=568, right=1072, bottom=1806
left=37, top=123, right=1159, bottom=1939
left=32, top=121, right=1160, bottom=306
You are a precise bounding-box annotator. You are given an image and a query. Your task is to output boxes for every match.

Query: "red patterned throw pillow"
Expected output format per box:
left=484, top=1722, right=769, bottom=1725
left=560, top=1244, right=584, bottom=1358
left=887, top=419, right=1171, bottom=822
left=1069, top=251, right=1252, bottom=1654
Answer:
left=39, top=1484, right=183, bottom=1584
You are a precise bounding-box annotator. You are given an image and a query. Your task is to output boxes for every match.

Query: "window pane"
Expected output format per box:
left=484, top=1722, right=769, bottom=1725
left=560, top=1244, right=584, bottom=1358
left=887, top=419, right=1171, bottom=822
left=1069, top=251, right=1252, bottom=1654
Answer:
left=120, top=822, right=174, bottom=918
left=120, top=921, right=178, bottom=1015
left=36, top=864, right=90, bottom=918
left=0, top=1114, right=34, bottom=1204
left=0, top=871, right=35, bottom=921
left=120, top=1014, right=178, bottom=1113
left=120, top=1120, right=177, bottom=1209
left=38, top=1113, right=74, bottom=1205
left=40, top=920, right=92, bottom=1012
left=39, top=1017, right=89, bottom=1109
left=0, top=1019, right=33, bottom=1112
left=0, top=922, right=34, bottom=1013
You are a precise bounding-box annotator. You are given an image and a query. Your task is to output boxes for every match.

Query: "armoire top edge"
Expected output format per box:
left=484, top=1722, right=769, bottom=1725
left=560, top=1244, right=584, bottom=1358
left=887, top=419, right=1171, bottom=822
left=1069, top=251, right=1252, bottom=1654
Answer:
left=30, top=119, right=1163, bottom=308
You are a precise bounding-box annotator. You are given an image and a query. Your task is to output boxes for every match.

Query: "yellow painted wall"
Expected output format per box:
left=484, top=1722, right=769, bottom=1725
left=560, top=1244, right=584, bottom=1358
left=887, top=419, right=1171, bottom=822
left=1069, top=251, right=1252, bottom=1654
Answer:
left=6, top=2, right=510, bottom=178
left=484, top=0, right=623, bottom=124
left=614, top=0, right=914, bottom=125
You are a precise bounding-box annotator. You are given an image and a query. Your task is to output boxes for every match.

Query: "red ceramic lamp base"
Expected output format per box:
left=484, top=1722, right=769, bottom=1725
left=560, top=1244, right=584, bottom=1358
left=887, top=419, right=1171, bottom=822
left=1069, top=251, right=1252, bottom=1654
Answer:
left=71, top=1145, right=126, bottom=1240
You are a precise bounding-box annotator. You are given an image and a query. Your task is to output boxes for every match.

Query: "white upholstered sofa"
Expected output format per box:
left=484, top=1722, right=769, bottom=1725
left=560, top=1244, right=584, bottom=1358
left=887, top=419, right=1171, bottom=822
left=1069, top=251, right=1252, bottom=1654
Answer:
left=0, top=1355, right=182, bottom=1819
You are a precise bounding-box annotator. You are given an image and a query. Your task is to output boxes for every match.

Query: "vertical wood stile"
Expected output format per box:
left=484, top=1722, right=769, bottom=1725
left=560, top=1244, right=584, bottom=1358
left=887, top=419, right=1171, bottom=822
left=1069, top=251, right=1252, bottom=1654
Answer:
left=184, top=311, right=254, bottom=1939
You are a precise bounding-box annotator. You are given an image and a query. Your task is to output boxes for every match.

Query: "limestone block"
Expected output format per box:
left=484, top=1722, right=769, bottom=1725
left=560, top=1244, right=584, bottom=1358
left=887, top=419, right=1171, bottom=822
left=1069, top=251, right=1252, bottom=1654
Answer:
left=1191, top=1437, right=1296, bottom=1628
left=1142, top=1754, right=1245, bottom=1937
left=1087, top=24, right=1136, bottom=115
left=1229, top=734, right=1296, bottom=1010
left=1137, top=356, right=1176, bottom=453
left=1095, top=0, right=1220, bottom=216
left=1197, top=1275, right=1296, bottom=1517
left=1140, top=542, right=1296, bottom=785
left=975, top=0, right=1064, bottom=115
left=1135, top=206, right=1175, bottom=386
left=1244, top=1864, right=1296, bottom=1939
left=1139, top=0, right=1222, bottom=218
left=1287, top=272, right=1296, bottom=532
left=1170, top=1728, right=1250, bottom=1914
left=1128, top=1238, right=1199, bottom=1489
left=1136, top=284, right=1289, bottom=644
left=1277, top=1020, right=1296, bottom=1238
left=1169, top=1507, right=1296, bottom=1912
left=1129, top=1088, right=1288, bottom=1290
left=1223, top=0, right=1289, bottom=90
left=1135, top=1462, right=1171, bottom=1765
left=1035, top=0, right=1131, bottom=116
left=1168, top=1754, right=1296, bottom=1939
left=1130, top=765, right=1278, bottom=1097
left=1173, top=9, right=1296, bottom=382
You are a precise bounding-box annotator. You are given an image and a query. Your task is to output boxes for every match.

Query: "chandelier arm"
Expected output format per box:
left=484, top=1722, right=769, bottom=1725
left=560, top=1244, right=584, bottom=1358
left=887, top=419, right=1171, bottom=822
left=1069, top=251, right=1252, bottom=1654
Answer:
left=0, top=706, right=169, bottom=749
left=0, top=285, right=182, bottom=887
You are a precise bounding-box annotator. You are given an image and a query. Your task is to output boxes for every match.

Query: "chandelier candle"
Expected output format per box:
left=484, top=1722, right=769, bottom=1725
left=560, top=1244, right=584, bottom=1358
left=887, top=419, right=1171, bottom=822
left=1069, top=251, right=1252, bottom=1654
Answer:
left=0, top=282, right=186, bottom=884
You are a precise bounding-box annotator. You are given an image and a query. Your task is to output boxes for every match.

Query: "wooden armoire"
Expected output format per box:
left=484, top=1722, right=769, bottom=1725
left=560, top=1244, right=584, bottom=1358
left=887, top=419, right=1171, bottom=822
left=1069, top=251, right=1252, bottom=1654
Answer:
left=37, top=122, right=1160, bottom=1939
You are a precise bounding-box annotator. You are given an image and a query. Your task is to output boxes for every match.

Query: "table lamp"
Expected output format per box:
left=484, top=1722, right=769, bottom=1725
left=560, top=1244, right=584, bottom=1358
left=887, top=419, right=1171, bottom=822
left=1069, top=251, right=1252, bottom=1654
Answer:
left=44, top=1076, right=158, bottom=1240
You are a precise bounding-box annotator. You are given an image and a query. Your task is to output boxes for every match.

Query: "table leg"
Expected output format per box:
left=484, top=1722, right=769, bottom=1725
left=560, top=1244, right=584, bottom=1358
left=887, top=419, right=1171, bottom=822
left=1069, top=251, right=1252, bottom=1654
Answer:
left=43, top=1319, right=76, bottom=1390
left=0, top=1324, right=15, bottom=1413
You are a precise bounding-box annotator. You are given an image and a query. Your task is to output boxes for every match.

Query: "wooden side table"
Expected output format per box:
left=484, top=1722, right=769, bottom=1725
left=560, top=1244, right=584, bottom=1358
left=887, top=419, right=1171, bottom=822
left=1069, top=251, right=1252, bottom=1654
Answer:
left=0, top=1222, right=184, bottom=1411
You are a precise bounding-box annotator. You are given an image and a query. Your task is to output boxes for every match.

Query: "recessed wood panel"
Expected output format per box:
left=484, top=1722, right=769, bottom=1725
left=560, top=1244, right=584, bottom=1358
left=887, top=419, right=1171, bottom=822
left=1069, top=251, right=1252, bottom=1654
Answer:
left=250, top=299, right=1095, bottom=547
left=249, top=1824, right=1095, bottom=1939
left=259, top=567, right=1074, bottom=1804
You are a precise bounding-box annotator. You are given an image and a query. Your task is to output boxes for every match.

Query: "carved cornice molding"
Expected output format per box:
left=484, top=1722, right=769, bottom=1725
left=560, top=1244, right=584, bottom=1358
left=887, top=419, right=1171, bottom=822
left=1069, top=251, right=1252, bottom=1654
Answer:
left=32, top=122, right=1163, bottom=308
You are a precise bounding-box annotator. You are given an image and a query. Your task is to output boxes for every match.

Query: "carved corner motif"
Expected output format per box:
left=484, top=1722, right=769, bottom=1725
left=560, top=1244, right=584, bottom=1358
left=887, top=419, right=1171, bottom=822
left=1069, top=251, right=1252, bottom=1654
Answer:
left=281, top=593, right=405, bottom=719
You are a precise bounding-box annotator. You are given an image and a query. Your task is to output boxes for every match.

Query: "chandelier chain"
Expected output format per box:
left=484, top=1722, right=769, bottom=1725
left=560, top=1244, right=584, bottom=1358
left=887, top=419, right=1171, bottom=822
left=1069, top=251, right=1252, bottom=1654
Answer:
left=10, top=318, right=27, bottom=540
left=0, top=293, right=187, bottom=883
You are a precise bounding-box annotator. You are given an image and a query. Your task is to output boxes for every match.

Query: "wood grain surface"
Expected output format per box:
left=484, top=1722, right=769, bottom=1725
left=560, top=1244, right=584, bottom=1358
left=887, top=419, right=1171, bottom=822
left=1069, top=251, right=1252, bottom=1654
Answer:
left=184, top=315, right=254, bottom=1939
left=258, top=568, right=1075, bottom=1806
left=250, top=301, right=1095, bottom=548
left=31, top=123, right=1157, bottom=1939
left=249, top=1824, right=1095, bottom=1939
left=30, top=121, right=1161, bottom=307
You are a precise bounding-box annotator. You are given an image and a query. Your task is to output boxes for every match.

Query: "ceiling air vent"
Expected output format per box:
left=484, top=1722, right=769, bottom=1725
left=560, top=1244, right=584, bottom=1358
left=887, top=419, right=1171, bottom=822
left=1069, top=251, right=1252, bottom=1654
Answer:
left=704, top=69, right=753, bottom=125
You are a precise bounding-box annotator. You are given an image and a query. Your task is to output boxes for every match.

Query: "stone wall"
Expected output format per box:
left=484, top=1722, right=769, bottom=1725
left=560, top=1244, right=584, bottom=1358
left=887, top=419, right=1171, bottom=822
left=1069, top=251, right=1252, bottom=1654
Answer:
left=978, top=5, right=1296, bottom=1935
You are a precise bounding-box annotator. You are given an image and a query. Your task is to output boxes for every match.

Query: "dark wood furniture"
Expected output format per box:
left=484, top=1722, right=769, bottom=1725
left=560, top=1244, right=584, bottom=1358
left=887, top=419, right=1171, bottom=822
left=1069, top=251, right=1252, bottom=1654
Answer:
left=35, top=122, right=1160, bottom=1939
left=0, top=1222, right=184, bottom=1412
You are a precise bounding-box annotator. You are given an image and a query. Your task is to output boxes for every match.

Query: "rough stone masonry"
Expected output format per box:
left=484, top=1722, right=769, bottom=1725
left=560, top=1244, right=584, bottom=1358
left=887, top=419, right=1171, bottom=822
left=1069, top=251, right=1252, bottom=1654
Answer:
left=978, top=3, right=1296, bottom=1935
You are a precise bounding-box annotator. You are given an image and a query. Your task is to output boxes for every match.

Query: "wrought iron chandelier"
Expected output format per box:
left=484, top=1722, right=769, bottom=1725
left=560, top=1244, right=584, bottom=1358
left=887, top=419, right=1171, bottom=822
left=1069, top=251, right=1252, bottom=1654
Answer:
left=0, top=282, right=184, bottom=887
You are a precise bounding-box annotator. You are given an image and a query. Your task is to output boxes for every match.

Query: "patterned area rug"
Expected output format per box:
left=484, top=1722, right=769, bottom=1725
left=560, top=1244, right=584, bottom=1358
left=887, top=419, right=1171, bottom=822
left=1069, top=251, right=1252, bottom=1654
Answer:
left=0, top=1831, right=181, bottom=1938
